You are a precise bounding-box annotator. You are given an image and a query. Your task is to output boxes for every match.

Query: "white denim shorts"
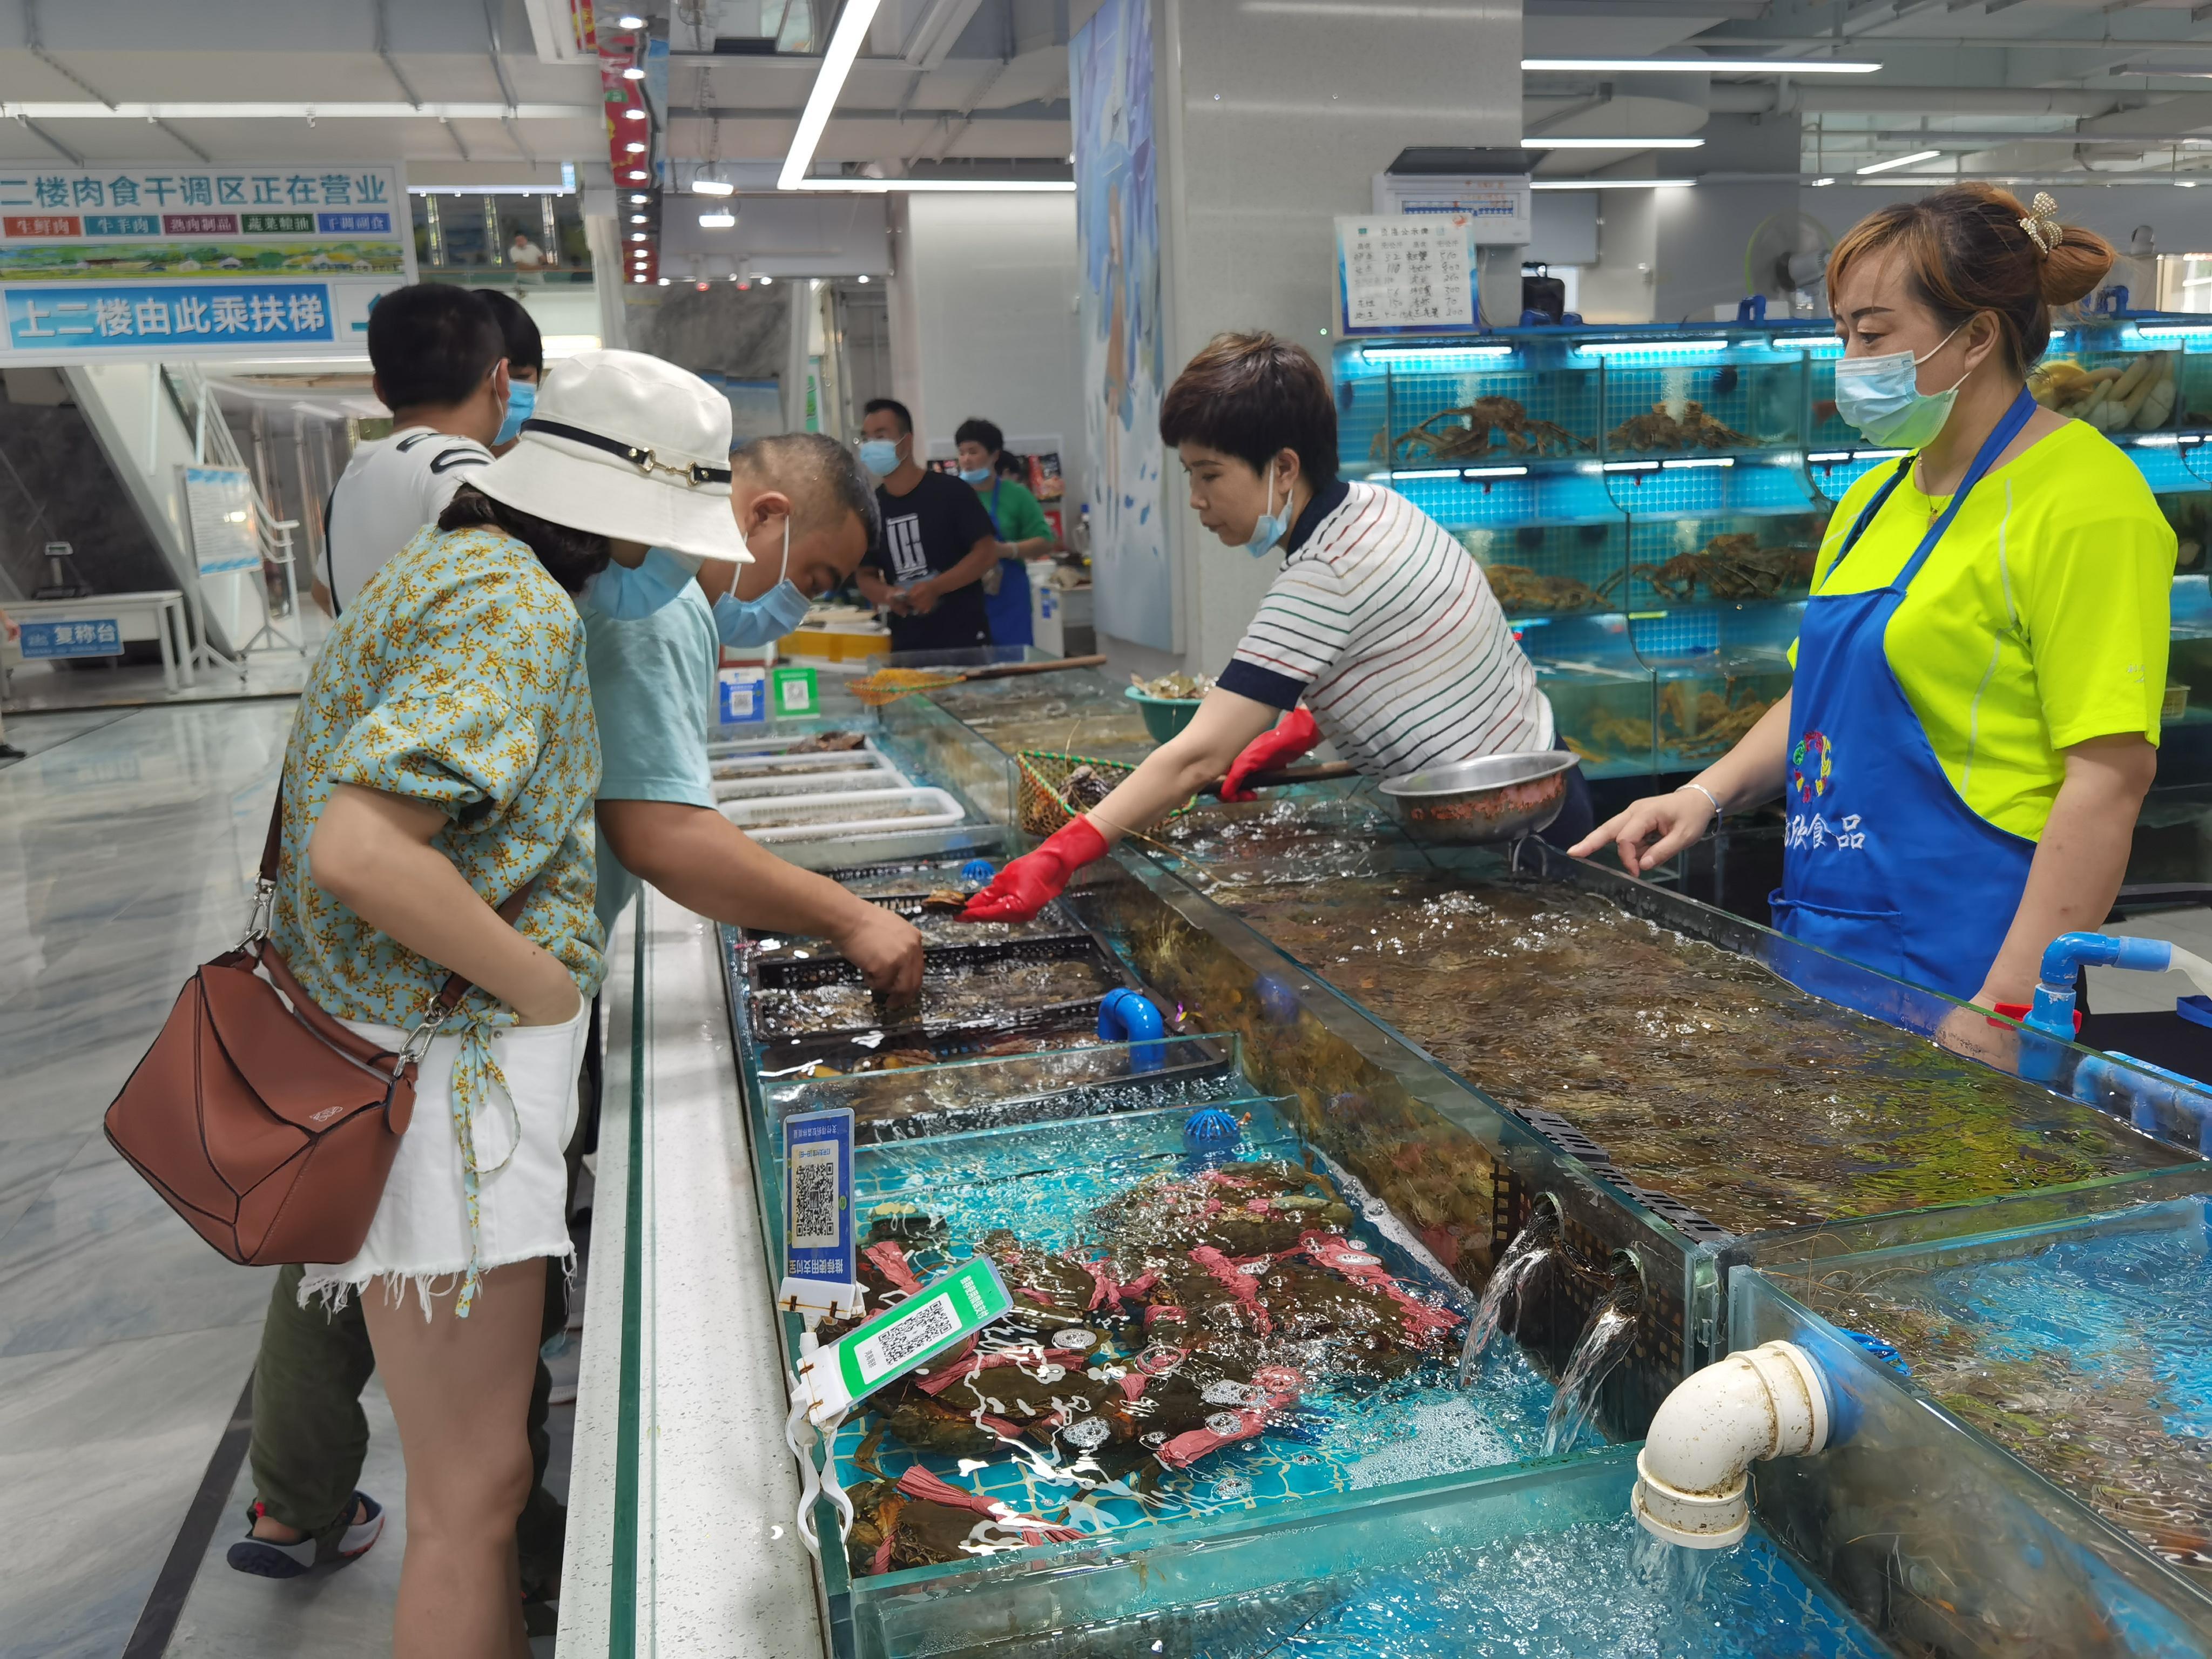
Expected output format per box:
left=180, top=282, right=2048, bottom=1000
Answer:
left=299, top=998, right=589, bottom=1317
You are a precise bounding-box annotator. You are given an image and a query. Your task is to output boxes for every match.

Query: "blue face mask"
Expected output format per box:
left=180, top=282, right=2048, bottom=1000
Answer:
left=1244, top=467, right=1289, bottom=558
left=713, top=516, right=813, bottom=648
left=958, top=465, right=995, bottom=486
left=495, top=377, right=536, bottom=446
left=1832, top=324, right=1967, bottom=449
left=581, top=543, right=704, bottom=621
left=858, top=439, right=901, bottom=477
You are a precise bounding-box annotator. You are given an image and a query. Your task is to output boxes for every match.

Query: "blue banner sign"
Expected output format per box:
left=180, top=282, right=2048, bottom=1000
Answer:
left=5, top=283, right=336, bottom=350
left=19, top=618, right=122, bottom=658
left=782, top=1107, right=857, bottom=1295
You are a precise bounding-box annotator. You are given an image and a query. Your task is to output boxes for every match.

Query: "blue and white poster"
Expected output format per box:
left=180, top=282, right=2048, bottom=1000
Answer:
left=0, top=162, right=413, bottom=365
left=1073, top=0, right=1172, bottom=650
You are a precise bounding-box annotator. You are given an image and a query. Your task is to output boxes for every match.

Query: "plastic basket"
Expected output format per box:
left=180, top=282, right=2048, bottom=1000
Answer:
left=1124, top=684, right=1203, bottom=743
left=1016, top=749, right=1198, bottom=837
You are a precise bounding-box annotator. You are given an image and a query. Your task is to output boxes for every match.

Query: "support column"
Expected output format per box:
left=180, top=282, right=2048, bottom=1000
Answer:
left=1075, top=0, right=1523, bottom=669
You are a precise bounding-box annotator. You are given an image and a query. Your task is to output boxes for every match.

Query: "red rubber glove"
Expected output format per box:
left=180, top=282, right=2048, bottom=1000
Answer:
left=1220, top=707, right=1321, bottom=801
left=961, top=817, right=1108, bottom=922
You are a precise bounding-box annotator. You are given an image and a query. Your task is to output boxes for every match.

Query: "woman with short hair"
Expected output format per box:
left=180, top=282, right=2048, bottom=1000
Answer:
left=965, top=331, right=1581, bottom=922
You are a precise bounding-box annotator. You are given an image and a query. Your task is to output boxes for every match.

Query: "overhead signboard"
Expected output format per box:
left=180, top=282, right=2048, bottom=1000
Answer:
left=0, top=163, right=415, bottom=365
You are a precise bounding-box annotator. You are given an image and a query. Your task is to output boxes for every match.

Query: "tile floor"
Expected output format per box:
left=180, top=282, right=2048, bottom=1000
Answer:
left=0, top=700, right=577, bottom=1658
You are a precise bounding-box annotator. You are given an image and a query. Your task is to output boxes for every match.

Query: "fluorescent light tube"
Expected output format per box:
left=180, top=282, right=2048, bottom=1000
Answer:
left=1390, top=468, right=1462, bottom=480
left=1531, top=179, right=1694, bottom=191
left=1523, top=137, right=1704, bottom=149
left=1523, top=57, right=1879, bottom=73
left=692, top=178, right=736, bottom=195
left=1464, top=466, right=1530, bottom=478
left=785, top=178, right=1076, bottom=193
left=0, top=100, right=592, bottom=119
left=1661, top=456, right=1735, bottom=469
left=698, top=211, right=736, bottom=228
left=779, top=0, right=881, bottom=191
left=1577, top=338, right=1730, bottom=356
left=1858, top=150, right=1941, bottom=176
left=1360, top=345, right=1514, bottom=363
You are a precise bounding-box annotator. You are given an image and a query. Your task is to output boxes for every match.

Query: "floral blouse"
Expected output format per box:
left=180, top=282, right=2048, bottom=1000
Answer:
left=269, top=523, right=606, bottom=1030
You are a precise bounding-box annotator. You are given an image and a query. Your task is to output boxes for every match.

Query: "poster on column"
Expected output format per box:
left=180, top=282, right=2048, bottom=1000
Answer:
left=0, top=163, right=415, bottom=366
left=1074, top=0, right=1172, bottom=651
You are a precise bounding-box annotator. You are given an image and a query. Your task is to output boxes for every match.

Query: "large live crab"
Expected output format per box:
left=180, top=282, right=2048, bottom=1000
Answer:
left=1606, top=400, right=1754, bottom=453
left=1602, top=533, right=1817, bottom=604
left=1370, top=397, right=1592, bottom=466
left=1483, top=564, right=1608, bottom=614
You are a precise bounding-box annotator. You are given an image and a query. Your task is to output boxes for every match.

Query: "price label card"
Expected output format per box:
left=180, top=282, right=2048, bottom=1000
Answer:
left=778, top=1108, right=860, bottom=1319
left=799, top=1255, right=1013, bottom=1424
left=1336, top=214, right=1478, bottom=335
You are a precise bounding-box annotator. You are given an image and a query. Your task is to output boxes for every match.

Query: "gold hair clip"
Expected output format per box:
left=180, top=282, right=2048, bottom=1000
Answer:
left=2019, top=192, right=2061, bottom=256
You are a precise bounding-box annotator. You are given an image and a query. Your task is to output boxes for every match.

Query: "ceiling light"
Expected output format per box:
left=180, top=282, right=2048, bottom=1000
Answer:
left=1523, top=57, right=1879, bottom=73
left=785, top=178, right=1076, bottom=193
left=1523, top=137, right=1704, bottom=149
left=857, top=273, right=869, bottom=283
left=759, top=274, right=774, bottom=285
left=698, top=210, right=736, bottom=227
left=625, top=141, right=646, bottom=153
left=631, top=232, right=648, bottom=241
left=630, top=192, right=649, bottom=203
left=633, top=274, right=647, bottom=282
left=1360, top=345, right=1513, bottom=363
left=0, top=99, right=594, bottom=119
left=1530, top=178, right=1695, bottom=191
left=627, top=170, right=647, bottom=180
left=658, top=276, right=670, bottom=285
left=623, top=66, right=646, bottom=80
left=630, top=213, right=647, bottom=224
left=2181, top=181, right=2201, bottom=188
left=692, top=178, right=736, bottom=196
left=618, top=12, right=645, bottom=26
left=1811, top=176, right=1836, bottom=186
left=780, top=0, right=882, bottom=190
left=1858, top=149, right=1940, bottom=176
left=624, top=108, right=647, bottom=120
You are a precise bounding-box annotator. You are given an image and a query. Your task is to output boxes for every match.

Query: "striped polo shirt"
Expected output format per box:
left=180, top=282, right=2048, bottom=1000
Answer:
left=1217, top=480, right=1553, bottom=779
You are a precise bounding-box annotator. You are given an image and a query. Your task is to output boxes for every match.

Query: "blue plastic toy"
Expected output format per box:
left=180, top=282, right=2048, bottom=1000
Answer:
left=959, top=859, right=997, bottom=885
left=1837, top=1327, right=1910, bottom=1378
left=1183, top=1107, right=1243, bottom=1156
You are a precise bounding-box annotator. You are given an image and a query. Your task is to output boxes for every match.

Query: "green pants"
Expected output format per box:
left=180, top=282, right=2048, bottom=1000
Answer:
left=246, top=1260, right=569, bottom=1587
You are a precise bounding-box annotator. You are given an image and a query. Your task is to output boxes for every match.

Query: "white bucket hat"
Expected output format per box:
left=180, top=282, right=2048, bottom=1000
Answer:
left=471, top=348, right=752, bottom=564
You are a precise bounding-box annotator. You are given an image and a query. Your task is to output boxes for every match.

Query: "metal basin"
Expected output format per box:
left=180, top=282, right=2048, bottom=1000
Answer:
left=1379, top=750, right=1577, bottom=845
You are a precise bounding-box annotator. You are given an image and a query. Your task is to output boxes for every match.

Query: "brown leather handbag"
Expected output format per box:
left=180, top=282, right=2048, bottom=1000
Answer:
left=104, top=797, right=531, bottom=1267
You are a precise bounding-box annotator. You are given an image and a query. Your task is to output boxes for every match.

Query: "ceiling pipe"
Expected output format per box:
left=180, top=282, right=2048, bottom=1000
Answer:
left=1707, top=84, right=2121, bottom=114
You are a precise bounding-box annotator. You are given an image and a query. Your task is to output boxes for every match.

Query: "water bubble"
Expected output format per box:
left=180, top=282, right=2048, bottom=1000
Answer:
left=1060, top=1416, right=1111, bottom=1449
left=1205, top=1411, right=1248, bottom=1435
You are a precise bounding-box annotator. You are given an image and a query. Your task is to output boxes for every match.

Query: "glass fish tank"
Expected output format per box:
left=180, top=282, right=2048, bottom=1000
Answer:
left=1519, top=611, right=1658, bottom=779
left=847, top=1448, right=1894, bottom=1659
left=1730, top=1183, right=2212, bottom=1654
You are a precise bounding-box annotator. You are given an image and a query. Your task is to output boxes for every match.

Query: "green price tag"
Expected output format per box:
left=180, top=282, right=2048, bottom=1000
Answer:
left=771, top=664, right=818, bottom=717
left=800, top=1256, right=1011, bottom=1422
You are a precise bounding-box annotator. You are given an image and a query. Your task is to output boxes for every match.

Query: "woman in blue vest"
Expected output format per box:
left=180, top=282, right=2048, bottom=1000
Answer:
left=1577, top=186, right=2170, bottom=1021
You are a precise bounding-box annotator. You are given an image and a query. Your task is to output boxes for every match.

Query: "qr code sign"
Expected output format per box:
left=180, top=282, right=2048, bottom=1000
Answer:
left=790, top=1144, right=840, bottom=1250
left=860, top=1295, right=958, bottom=1383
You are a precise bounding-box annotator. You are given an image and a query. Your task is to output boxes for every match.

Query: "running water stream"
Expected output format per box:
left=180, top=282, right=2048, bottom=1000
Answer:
left=1456, top=1199, right=1563, bottom=1386
left=1542, top=1261, right=1645, bottom=1456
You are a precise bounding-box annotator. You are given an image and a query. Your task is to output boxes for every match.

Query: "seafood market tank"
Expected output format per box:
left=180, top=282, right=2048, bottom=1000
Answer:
left=1332, top=318, right=2212, bottom=834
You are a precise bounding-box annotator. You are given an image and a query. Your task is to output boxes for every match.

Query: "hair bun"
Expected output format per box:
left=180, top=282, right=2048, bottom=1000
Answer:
left=2040, top=224, right=2115, bottom=308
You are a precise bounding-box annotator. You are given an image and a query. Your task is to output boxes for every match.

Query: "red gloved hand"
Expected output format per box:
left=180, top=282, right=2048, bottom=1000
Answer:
left=961, top=817, right=1108, bottom=922
left=1220, top=707, right=1321, bottom=801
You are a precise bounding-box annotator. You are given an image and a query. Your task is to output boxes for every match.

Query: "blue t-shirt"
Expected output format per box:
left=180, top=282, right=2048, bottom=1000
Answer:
left=582, top=582, right=720, bottom=936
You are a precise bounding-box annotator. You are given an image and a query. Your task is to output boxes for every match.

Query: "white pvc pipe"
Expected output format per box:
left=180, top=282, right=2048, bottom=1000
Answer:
left=1632, top=1340, right=1830, bottom=1549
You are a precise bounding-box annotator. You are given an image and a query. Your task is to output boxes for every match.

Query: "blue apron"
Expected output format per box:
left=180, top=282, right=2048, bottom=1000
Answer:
left=979, top=480, right=1034, bottom=648
left=1769, top=387, right=2039, bottom=1003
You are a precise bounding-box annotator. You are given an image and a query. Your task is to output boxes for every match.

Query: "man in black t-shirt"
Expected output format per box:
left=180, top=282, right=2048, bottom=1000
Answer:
left=853, top=397, right=1002, bottom=652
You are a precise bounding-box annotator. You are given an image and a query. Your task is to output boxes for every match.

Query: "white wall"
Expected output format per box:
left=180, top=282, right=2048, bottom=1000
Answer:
left=1574, top=188, right=1659, bottom=325
left=1157, top=0, right=1523, bottom=672
left=894, top=192, right=1086, bottom=506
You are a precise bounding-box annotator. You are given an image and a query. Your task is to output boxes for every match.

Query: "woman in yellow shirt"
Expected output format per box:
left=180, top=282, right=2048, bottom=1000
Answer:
left=1579, top=186, right=2171, bottom=1016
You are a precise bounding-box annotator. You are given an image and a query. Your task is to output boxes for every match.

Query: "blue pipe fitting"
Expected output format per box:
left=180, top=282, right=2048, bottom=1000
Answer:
left=2025, top=932, right=2174, bottom=1041
left=1097, top=987, right=1166, bottom=1073
left=2074, top=1051, right=2212, bottom=1154
left=959, top=859, right=997, bottom=886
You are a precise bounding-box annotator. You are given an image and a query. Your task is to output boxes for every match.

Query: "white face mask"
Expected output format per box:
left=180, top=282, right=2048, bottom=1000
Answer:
left=1243, top=465, right=1289, bottom=558
left=1832, top=322, right=1970, bottom=449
